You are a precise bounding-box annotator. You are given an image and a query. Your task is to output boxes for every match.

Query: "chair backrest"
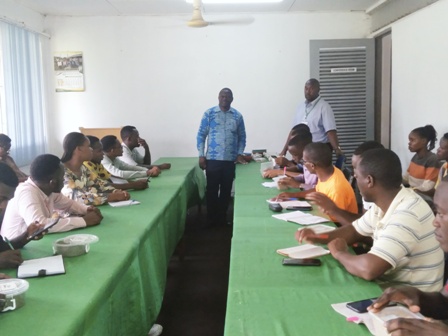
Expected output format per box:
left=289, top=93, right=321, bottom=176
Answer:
left=334, top=154, right=346, bottom=170
left=79, top=127, right=122, bottom=141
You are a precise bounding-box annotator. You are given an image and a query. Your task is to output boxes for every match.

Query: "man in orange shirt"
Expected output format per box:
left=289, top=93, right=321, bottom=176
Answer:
left=277, top=142, right=357, bottom=224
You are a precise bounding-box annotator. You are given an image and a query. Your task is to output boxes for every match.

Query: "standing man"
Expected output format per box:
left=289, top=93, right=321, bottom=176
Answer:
left=280, top=78, right=342, bottom=157
left=197, top=88, right=247, bottom=225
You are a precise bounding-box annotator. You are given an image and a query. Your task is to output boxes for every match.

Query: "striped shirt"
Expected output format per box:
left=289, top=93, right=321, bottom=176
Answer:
left=197, top=106, right=246, bottom=161
left=403, top=152, right=440, bottom=192
left=353, top=187, right=444, bottom=292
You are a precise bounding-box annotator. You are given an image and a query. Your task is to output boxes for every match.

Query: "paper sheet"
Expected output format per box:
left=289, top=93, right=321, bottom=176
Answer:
left=266, top=199, right=311, bottom=209
left=297, top=224, right=335, bottom=234
left=109, top=200, right=141, bottom=207
left=272, top=210, right=329, bottom=225
left=331, top=302, right=375, bottom=335
left=18, top=255, right=65, bottom=278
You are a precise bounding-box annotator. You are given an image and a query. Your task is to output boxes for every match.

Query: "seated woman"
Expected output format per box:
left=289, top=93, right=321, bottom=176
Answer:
left=0, top=134, right=28, bottom=182
left=403, top=125, right=441, bottom=196
left=83, top=136, right=148, bottom=191
left=60, top=132, right=130, bottom=205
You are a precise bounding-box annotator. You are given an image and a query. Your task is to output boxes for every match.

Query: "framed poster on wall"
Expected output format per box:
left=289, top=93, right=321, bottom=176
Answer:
left=54, top=51, right=84, bottom=92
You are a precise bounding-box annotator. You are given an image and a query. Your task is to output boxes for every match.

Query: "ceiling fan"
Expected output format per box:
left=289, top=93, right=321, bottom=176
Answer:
left=187, top=0, right=254, bottom=28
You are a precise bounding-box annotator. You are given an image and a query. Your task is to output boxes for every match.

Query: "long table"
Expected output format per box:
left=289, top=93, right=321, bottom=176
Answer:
left=224, top=162, right=382, bottom=336
left=0, top=157, right=205, bottom=336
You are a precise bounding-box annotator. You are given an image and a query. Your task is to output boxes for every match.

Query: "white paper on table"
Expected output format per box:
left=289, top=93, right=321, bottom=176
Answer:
left=18, top=255, right=65, bottom=278
left=266, top=200, right=311, bottom=209
left=297, top=224, right=336, bottom=234
left=331, top=302, right=375, bottom=335
left=262, top=182, right=278, bottom=188
left=276, top=244, right=330, bottom=259
left=109, top=200, right=141, bottom=207
left=272, top=210, right=329, bottom=225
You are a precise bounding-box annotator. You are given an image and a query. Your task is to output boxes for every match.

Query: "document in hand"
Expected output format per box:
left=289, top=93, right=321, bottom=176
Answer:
left=109, top=200, right=141, bottom=207
left=17, top=255, right=65, bottom=278
left=277, top=244, right=330, bottom=259
left=272, top=210, right=329, bottom=225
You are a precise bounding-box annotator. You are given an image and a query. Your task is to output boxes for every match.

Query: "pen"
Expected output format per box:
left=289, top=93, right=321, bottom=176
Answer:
left=4, top=237, right=14, bottom=250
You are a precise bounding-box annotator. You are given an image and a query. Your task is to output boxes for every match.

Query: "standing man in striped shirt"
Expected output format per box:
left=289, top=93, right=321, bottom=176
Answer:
left=297, top=148, right=444, bottom=292
left=197, top=88, right=247, bottom=226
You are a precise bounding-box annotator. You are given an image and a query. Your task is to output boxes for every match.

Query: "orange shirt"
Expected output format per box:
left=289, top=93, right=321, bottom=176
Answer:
left=316, top=167, right=358, bottom=221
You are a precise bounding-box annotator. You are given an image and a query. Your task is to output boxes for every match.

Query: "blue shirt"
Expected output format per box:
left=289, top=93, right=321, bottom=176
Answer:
left=293, top=96, right=336, bottom=143
left=197, top=106, right=246, bottom=161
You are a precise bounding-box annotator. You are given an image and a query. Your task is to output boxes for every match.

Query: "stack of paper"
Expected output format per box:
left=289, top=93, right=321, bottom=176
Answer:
left=277, top=244, right=330, bottom=259
left=272, top=210, right=329, bottom=225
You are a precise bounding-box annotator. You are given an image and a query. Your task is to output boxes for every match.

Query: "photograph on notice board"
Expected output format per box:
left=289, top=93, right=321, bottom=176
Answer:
left=54, top=51, right=84, bottom=92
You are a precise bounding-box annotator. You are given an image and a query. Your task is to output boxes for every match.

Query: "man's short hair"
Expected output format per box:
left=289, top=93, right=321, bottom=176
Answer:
left=443, top=133, right=448, bottom=141
left=0, top=163, right=19, bottom=188
left=288, top=132, right=312, bottom=147
left=306, top=78, right=320, bottom=89
left=291, top=123, right=311, bottom=136
left=120, top=126, right=137, bottom=141
left=358, top=148, right=402, bottom=190
left=304, top=143, right=332, bottom=167
left=101, top=135, right=118, bottom=152
left=353, top=141, right=385, bottom=156
left=0, top=134, right=11, bottom=147
left=86, top=135, right=100, bottom=147
left=30, top=154, right=61, bottom=183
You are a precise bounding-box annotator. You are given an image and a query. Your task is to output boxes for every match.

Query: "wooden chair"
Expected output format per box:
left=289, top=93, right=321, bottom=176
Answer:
left=79, top=127, right=122, bottom=141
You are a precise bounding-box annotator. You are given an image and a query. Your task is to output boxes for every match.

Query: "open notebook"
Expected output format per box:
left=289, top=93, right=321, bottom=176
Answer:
left=272, top=210, right=329, bottom=225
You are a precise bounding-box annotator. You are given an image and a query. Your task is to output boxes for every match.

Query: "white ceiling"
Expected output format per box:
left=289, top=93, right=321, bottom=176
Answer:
left=13, top=0, right=381, bottom=16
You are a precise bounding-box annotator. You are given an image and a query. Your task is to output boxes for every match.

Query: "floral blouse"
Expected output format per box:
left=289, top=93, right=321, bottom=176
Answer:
left=61, top=165, right=115, bottom=206
left=83, top=161, right=112, bottom=180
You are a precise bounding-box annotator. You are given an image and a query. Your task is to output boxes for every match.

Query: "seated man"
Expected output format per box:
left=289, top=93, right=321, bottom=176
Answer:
left=120, top=125, right=170, bottom=174
left=275, top=123, right=311, bottom=169
left=297, top=148, right=444, bottom=291
left=266, top=132, right=318, bottom=191
left=84, top=136, right=148, bottom=191
left=276, top=142, right=357, bottom=220
left=0, top=154, right=103, bottom=240
left=101, top=135, right=156, bottom=180
left=0, top=163, right=45, bottom=279
left=368, top=176, right=448, bottom=334
left=306, top=140, right=384, bottom=226
left=0, top=134, right=28, bottom=182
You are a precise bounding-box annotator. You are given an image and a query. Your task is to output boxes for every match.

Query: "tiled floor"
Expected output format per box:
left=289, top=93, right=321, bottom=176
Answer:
left=157, top=205, right=233, bottom=336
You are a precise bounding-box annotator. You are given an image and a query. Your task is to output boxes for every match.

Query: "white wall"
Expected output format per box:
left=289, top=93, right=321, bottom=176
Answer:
left=44, top=13, right=369, bottom=160
left=0, top=0, right=45, bottom=33
left=390, top=0, right=448, bottom=169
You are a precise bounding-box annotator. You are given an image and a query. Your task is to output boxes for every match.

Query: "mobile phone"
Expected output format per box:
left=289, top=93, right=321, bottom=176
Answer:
left=285, top=206, right=312, bottom=211
left=282, top=258, right=321, bottom=266
left=27, top=218, right=60, bottom=240
left=269, top=203, right=283, bottom=212
left=346, top=298, right=398, bottom=313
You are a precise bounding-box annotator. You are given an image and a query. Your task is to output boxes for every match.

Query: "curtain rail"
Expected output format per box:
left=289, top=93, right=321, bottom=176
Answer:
left=0, top=16, right=51, bottom=39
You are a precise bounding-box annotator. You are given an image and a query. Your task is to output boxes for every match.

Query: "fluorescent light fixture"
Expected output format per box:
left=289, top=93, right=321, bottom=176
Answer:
left=186, top=0, right=283, bottom=3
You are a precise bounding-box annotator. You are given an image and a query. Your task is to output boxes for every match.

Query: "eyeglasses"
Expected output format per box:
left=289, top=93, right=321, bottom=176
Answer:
left=299, top=159, right=314, bottom=165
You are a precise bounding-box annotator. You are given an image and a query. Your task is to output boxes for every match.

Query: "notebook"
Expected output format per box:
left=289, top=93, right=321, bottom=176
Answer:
left=277, top=244, right=330, bottom=259
left=272, top=210, right=330, bottom=225
left=18, top=255, right=65, bottom=278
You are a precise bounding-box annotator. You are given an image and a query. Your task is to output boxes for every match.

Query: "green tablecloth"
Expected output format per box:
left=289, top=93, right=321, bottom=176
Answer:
left=0, top=157, right=205, bottom=336
left=224, top=162, right=382, bottom=336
